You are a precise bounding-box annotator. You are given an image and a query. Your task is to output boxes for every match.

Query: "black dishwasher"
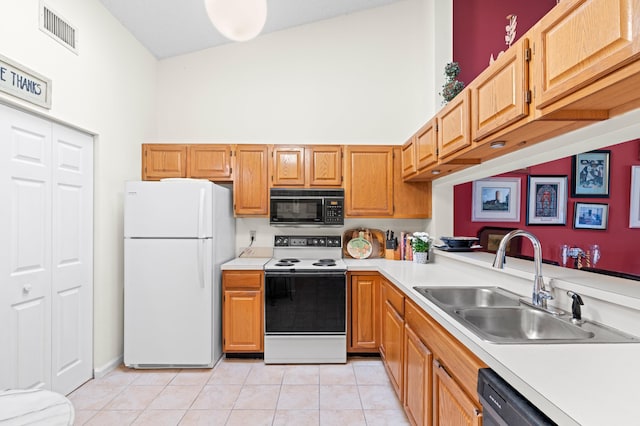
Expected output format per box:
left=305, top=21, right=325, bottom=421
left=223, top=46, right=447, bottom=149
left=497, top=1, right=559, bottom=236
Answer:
left=478, top=368, right=557, bottom=426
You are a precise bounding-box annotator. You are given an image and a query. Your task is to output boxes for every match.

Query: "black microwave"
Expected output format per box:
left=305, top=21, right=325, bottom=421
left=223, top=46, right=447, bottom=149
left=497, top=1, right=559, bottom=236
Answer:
left=269, top=188, right=344, bottom=226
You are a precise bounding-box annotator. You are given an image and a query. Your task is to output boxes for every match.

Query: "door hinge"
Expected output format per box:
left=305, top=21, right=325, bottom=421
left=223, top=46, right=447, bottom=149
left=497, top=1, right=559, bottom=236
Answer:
left=525, top=90, right=532, bottom=104
left=229, top=167, right=233, bottom=174
left=525, top=47, right=532, bottom=61
left=435, top=122, right=439, bottom=132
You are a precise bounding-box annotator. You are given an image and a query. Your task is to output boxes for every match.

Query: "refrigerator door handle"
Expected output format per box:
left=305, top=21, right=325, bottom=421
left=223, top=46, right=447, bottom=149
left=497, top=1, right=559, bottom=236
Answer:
left=198, top=239, right=205, bottom=288
left=197, top=188, right=206, bottom=238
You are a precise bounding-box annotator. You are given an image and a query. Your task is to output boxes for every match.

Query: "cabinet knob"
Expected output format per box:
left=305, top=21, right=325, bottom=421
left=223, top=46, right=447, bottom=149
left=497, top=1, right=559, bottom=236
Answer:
left=23, top=284, right=32, bottom=294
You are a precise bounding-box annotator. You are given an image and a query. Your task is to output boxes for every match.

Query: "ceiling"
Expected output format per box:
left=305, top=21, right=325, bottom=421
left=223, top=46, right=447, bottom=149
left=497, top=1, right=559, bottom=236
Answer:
left=98, top=0, right=405, bottom=59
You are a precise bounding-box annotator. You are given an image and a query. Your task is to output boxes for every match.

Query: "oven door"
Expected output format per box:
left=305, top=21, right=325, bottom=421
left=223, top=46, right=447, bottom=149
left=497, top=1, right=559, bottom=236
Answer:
left=269, top=197, right=324, bottom=226
left=265, top=271, right=346, bottom=334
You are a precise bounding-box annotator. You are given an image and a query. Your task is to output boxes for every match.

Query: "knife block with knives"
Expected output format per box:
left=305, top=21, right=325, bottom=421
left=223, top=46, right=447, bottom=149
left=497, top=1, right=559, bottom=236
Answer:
left=385, top=230, right=399, bottom=260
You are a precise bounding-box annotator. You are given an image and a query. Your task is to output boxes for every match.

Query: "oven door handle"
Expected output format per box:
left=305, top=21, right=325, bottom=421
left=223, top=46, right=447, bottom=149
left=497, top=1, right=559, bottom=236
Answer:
left=265, top=271, right=346, bottom=278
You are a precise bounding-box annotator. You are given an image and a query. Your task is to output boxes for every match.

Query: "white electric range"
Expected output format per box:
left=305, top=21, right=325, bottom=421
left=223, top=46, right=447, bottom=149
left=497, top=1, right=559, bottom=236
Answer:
left=264, top=235, right=347, bottom=364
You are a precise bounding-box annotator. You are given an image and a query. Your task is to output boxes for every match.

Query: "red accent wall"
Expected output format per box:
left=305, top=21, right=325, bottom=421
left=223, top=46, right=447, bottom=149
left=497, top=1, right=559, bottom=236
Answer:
left=453, top=0, right=557, bottom=84
left=453, top=140, right=640, bottom=276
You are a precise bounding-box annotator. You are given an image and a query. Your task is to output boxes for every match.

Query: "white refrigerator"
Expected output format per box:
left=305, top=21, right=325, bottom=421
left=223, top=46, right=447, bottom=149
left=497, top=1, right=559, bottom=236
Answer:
left=123, top=179, right=235, bottom=368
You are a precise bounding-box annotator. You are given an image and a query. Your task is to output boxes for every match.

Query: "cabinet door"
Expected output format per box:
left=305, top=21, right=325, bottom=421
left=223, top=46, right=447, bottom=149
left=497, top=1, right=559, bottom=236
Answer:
left=404, top=324, right=433, bottom=426
left=472, top=38, right=530, bottom=142
left=401, top=138, right=417, bottom=179
left=535, top=0, right=640, bottom=109
left=393, top=147, right=431, bottom=219
left=272, top=146, right=305, bottom=187
left=437, top=90, right=471, bottom=159
left=189, top=144, right=233, bottom=181
left=382, top=299, right=404, bottom=401
left=307, top=145, right=342, bottom=187
left=233, top=145, right=269, bottom=216
left=349, top=274, right=380, bottom=352
left=416, top=119, right=438, bottom=172
left=433, top=360, right=481, bottom=426
left=142, top=144, right=188, bottom=180
left=223, top=290, right=263, bottom=352
left=345, top=146, right=394, bottom=216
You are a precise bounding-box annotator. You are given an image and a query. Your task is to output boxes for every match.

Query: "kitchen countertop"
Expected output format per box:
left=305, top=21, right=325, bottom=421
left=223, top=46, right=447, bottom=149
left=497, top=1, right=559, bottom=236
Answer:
left=222, top=251, right=640, bottom=425
left=221, top=257, right=271, bottom=270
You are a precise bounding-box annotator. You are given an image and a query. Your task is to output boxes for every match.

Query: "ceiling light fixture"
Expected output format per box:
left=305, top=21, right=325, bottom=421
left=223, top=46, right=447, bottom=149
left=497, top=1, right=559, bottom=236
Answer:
left=204, top=0, right=267, bottom=42
left=490, top=141, right=506, bottom=148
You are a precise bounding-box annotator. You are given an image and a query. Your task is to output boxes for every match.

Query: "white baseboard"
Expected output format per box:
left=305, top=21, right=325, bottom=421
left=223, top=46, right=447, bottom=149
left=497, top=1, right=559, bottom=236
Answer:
left=93, top=355, right=123, bottom=379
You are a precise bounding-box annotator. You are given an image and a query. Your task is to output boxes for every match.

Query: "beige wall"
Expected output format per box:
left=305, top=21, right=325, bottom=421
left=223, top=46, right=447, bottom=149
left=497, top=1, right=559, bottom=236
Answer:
left=0, top=0, right=158, bottom=372
left=155, top=0, right=440, bottom=145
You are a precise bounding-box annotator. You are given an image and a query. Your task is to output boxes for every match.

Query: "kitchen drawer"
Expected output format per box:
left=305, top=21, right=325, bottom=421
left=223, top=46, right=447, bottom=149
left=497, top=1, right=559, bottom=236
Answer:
left=223, top=270, right=264, bottom=289
left=384, top=281, right=405, bottom=316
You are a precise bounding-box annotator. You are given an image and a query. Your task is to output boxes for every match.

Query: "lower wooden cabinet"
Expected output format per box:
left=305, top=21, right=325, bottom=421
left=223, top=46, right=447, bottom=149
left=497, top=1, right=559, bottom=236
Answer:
left=404, top=324, right=433, bottom=426
left=348, top=273, right=380, bottom=352
left=380, top=280, right=405, bottom=401
left=433, top=360, right=481, bottom=426
left=222, top=270, right=264, bottom=352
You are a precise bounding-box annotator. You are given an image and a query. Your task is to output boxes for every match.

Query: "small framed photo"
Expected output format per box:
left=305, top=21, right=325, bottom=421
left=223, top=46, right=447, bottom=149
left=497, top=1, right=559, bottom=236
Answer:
left=526, top=175, right=568, bottom=225
left=630, top=166, right=640, bottom=228
left=472, top=178, right=521, bottom=222
left=573, top=202, right=609, bottom=230
left=571, top=150, right=610, bottom=197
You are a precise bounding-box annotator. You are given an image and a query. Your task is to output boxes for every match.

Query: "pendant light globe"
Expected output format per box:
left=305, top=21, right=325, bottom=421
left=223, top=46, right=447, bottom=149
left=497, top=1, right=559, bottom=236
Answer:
left=204, top=0, right=267, bottom=42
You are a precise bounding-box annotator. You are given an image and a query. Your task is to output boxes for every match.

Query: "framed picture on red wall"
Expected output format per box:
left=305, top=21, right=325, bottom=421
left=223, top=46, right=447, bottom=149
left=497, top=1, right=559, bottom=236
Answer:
left=630, top=166, right=640, bottom=228
left=526, top=175, right=568, bottom=225
left=574, top=202, right=609, bottom=230
left=571, top=150, right=610, bottom=197
left=472, top=178, right=521, bottom=222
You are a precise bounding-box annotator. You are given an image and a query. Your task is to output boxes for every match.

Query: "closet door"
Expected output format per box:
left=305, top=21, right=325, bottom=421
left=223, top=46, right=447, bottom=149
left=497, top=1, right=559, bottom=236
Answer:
left=0, top=104, right=53, bottom=390
left=0, top=105, right=93, bottom=395
left=51, top=123, right=93, bottom=394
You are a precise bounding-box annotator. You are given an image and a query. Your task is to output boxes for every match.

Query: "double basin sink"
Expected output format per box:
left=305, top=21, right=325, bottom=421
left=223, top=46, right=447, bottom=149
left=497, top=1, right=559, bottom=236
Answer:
left=413, top=286, right=638, bottom=344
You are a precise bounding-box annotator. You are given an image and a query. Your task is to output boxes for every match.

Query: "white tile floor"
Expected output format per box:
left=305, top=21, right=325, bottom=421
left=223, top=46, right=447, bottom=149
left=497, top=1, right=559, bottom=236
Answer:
left=69, top=357, right=409, bottom=425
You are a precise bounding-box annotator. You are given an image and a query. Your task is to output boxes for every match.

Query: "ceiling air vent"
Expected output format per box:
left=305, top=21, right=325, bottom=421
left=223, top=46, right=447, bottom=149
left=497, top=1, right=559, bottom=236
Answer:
left=39, top=2, right=78, bottom=54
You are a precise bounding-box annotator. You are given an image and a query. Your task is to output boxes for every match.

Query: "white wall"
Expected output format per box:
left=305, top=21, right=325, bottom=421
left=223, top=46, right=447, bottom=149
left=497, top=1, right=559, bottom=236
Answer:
left=155, top=0, right=436, bottom=144
left=2, top=0, right=453, bottom=374
left=0, top=0, right=157, bottom=371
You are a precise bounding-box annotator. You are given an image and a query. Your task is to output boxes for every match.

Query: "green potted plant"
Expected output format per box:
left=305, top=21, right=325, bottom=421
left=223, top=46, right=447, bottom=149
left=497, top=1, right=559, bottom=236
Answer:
left=440, top=62, right=465, bottom=104
left=409, top=232, right=433, bottom=264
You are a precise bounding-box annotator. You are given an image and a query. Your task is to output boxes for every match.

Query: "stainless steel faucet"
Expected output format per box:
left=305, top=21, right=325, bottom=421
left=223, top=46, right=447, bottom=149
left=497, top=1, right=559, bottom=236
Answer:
left=492, top=230, right=551, bottom=308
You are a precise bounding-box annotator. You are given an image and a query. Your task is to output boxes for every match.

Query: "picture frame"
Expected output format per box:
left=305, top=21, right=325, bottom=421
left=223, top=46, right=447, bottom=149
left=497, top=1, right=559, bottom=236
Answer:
left=526, top=175, right=568, bottom=225
left=573, top=202, right=609, bottom=230
left=630, top=166, right=640, bottom=228
left=472, top=178, right=521, bottom=222
left=571, top=150, right=610, bottom=197
left=477, top=226, right=521, bottom=256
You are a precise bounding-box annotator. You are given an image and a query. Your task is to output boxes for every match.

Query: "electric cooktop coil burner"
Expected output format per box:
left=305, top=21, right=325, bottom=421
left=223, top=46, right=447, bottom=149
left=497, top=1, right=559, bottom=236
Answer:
left=275, top=258, right=300, bottom=267
left=313, top=259, right=337, bottom=267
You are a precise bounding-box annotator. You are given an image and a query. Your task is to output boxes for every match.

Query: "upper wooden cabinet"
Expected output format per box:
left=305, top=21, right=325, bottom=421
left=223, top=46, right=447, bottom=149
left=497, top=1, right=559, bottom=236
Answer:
left=344, top=146, right=394, bottom=217
left=271, top=145, right=342, bottom=188
left=393, top=147, right=431, bottom=219
left=142, top=144, right=188, bottom=180
left=402, top=119, right=438, bottom=181
left=189, top=144, right=233, bottom=181
left=307, top=145, right=343, bottom=187
left=437, top=89, right=471, bottom=159
left=471, top=37, right=530, bottom=142
left=535, top=0, right=640, bottom=111
left=233, top=145, right=269, bottom=216
left=142, top=144, right=233, bottom=182
left=271, top=146, right=305, bottom=186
